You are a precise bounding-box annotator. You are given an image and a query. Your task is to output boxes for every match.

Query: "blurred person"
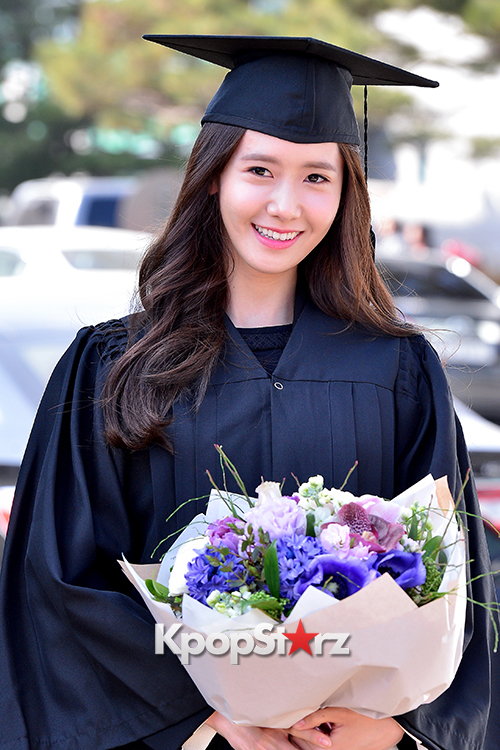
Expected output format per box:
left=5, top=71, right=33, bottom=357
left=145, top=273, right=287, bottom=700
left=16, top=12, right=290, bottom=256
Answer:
left=0, top=34, right=497, bottom=750
left=402, top=223, right=432, bottom=258
left=375, top=216, right=405, bottom=257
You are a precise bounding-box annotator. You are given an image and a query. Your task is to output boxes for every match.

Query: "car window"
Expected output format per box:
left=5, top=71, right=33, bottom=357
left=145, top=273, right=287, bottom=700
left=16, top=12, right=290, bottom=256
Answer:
left=77, top=196, right=120, bottom=228
left=379, top=263, right=488, bottom=301
left=16, top=199, right=58, bottom=225
left=62, top=249, right=142, bottom=270
left=0, top=250, right=25, bottom=276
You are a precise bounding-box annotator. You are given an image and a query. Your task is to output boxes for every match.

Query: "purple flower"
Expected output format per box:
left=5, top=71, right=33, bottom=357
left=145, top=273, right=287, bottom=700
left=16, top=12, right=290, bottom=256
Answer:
left=368, top=550, right=426, bottom=590
left=337, top=502, right=372, bottom=534
left=336, top=501, right=405, bottom=552
left=275, top=534, right=325, bottom=605
left=357, top=495, right=402, bottom=524
left=207, top=516, right=242, bottom=554
left=297, top=554, right=374, bottom=600
left=368, top=515, right=405, bottom=551
left=184, top=548, right=250, bottom=604
left=245, top=496, right=307, bottom=541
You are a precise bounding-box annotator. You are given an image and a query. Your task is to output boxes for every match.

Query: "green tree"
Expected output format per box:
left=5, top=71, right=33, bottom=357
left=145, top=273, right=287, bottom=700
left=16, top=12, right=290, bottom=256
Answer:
left=0, top=0, right=81, bottom=68
left=36, top=0, right=410, bottom=137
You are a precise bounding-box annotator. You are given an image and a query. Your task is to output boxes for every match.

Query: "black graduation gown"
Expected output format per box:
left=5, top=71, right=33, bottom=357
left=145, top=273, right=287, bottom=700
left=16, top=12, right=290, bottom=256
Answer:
left=0, top=299, right=497, bottom=750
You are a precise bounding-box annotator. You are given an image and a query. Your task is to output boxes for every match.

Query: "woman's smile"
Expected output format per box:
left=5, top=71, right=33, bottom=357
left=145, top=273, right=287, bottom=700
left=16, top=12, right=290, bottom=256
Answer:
left=252, top=223, right=303, bottom=247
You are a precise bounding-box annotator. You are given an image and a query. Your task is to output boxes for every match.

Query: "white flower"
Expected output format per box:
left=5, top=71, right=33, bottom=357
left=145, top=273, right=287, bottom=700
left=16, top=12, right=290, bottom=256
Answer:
left=330, top=487, right=358, bottom=508
left=255, top=481, right=282, bottom=506
left=206, top=588, right=253, bottom=617
left=399, top=534, right=421, bottom=553
left=313, top=505, right=336, bottom=534
left=297, top=496, right=317, bottom=511
left=168, top=536, right=208, bottom=595
left=318, top=489, right=335, bottom=504
left=298, top=475, right=324, bottom=498
left=309, top=475, right=324, bottom=490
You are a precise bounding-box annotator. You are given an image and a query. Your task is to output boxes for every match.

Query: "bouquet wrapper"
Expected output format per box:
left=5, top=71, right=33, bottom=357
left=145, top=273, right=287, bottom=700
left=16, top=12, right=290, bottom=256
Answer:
left=120, top=475, right=466, bottom=728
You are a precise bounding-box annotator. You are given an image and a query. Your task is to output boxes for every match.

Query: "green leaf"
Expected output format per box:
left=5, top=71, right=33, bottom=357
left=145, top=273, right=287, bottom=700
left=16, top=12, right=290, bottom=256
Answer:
left=408, top=513, right=420, bottom=541
left=422, top=535, right=443, bottom=560
left=205, top=555, right=221, bottom=566
left=438, top=550, right=448, bottom=567
left=263, top=540, right=281, bottom=599
left=249, top=596, right=281, bottom=611
left=306, top=512, right=316, bottom=537
left=145, top=578, right=170, bottom=602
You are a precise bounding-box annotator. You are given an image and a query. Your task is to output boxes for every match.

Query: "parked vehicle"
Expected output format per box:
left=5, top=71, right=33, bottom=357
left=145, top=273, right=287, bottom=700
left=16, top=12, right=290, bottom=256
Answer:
left=0, top=225, right=150, bottom=474
left=6, top=176, right=138, bottom=228
left=378, top=254, right=500, bottom=422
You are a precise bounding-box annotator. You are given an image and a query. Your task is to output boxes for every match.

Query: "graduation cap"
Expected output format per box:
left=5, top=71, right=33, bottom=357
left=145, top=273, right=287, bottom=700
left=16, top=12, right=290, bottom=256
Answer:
left=142, top=35, right=439, bottom=150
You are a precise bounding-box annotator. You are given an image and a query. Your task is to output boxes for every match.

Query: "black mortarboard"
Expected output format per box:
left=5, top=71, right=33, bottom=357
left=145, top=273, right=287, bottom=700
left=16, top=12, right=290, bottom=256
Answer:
left=143, top=35, right=439, bottom=146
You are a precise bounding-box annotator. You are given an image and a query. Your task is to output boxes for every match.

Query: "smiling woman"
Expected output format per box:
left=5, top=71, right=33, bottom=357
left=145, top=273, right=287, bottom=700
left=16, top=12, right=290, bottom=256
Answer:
left=218, top=131, right=345, bottom=326
left=0, top=33, right=497, bottom=750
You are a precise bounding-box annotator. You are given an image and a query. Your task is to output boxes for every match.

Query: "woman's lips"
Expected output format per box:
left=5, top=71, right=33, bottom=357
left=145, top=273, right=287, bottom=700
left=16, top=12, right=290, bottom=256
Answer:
left=253, top=224, right=303, bottom=248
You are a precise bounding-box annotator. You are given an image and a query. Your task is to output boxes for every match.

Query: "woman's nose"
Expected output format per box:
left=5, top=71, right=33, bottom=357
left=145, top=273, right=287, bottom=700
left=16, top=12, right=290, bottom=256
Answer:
left=267, top=181, right=302, bottom=221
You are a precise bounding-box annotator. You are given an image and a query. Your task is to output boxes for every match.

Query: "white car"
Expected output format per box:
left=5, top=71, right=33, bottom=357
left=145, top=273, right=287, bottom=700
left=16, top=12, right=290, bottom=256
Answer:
left=0, top=225, right=151, bottom=470
left=0, top=225, right=149, bottom=329
left=6, top=175, right=138, bottom=228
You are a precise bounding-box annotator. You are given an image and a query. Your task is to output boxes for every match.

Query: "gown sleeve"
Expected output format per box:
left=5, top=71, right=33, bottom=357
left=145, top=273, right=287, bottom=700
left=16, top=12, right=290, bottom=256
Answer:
left=393, top=335, right=498, bottom=750
left=0, top=320, right=212, bottom=750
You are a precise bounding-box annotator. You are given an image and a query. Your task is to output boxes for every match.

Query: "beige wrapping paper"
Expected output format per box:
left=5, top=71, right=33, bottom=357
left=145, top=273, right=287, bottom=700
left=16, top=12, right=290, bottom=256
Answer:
left=120, top=474, right=466, bottom=728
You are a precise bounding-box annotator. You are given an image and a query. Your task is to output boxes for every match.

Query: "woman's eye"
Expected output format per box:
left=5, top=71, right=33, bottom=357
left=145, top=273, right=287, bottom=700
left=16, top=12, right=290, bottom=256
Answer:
left=250, top=166, right=270, bottom=177
left=306, top=173, right=328, bottom=183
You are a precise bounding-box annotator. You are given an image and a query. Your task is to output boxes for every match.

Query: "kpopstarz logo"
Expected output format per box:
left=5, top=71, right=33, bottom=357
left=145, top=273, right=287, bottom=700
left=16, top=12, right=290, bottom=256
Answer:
left=155, top=619, right=350, bottom=665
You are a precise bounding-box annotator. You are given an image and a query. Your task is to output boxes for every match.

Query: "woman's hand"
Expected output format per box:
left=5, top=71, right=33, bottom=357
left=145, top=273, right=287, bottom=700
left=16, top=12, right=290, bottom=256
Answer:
left=289, top=708, right=405, bottom=750
left=205, top=711, right=299, bottom=750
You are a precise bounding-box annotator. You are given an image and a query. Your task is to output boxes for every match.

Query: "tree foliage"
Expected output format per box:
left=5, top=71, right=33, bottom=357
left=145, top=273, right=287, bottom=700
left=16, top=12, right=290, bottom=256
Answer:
left=0, top=0, right=82, bottom=69
left=2, top=0, right=500, bottom=192
left=35, top=0, right=408, bottom=134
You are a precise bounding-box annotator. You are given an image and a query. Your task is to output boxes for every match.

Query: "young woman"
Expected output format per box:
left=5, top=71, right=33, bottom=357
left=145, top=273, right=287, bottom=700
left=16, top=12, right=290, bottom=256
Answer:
left=0, top=36, right=496, bottom=750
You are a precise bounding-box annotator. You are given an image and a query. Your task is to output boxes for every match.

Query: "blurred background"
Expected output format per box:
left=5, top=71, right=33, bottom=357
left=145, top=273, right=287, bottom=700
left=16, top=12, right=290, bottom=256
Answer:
left=1, top=0, right=500, bottom=582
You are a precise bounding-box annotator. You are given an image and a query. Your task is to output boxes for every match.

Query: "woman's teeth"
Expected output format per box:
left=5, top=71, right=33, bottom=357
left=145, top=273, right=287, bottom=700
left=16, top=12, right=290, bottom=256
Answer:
left=254, top=225, right=300, bottom=241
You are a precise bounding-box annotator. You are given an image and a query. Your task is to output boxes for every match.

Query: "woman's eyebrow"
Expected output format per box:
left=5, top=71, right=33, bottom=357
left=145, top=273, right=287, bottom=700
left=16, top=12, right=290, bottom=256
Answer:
left=239, top=153, right=338, bottom=172
left=239, top=152, right=280, bottom=164
left=303, top=160, right=339, bottom=172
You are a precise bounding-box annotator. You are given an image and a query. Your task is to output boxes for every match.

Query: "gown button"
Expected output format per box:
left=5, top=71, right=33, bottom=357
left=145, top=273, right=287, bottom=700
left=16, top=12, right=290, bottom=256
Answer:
left=273, top=381, right=284, bottom=390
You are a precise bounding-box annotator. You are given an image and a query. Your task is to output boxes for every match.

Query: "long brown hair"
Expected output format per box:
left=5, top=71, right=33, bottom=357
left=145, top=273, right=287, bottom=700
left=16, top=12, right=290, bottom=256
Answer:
left=102, top=123, right=413, bottom=451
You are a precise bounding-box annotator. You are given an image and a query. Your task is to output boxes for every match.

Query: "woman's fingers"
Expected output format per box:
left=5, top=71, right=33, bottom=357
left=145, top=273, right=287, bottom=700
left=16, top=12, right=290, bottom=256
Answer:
left=288, top=724, right=333, bottom=747
left=207, top=712, right=305, bottom=750
left=292, top=709, right=344, bottom=731
left=290, top=709, right=404, bottom=750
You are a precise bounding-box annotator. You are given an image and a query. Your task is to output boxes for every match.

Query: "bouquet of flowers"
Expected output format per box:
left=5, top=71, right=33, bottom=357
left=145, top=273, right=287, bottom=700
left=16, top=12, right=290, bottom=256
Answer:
left=148, top=466, right=452, bottom=621
left=121, top=456, right=466, bottom=728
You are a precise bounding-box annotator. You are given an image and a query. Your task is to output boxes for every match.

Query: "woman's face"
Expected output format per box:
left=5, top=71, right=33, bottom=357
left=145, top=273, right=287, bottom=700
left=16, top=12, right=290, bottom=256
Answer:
left=216, top=130, right=344, bottom=284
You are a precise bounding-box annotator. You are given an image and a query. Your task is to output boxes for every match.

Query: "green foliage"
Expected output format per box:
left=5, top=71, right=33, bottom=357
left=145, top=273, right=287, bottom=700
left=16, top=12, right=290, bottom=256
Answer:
left=246, top=590, right=287, bottom=619
left=470, top=136, right=500, bottom=159
left=34, top=0, right=401, bottom=134
left=4, top=0, right=500, bottom=193
left=263, top=540, right=281, bottom=599
left=145, top=577, right=170, bottom=601
left=0, top=0, right=81, bottom=68
left=463, top=0, right=500, bottom=42
left=0, top=101, right=176, bottom=193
